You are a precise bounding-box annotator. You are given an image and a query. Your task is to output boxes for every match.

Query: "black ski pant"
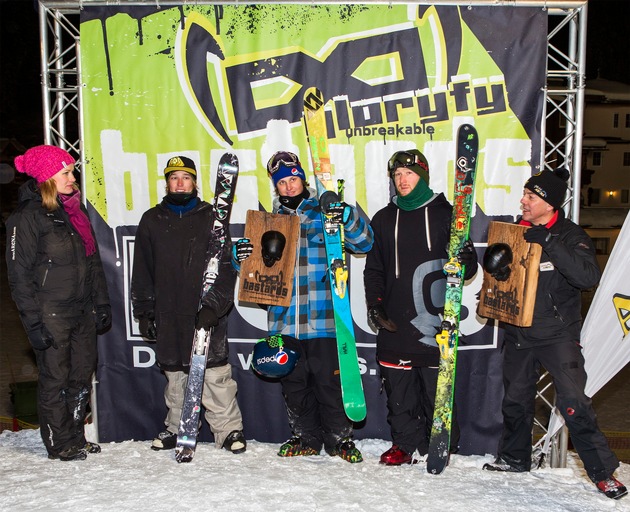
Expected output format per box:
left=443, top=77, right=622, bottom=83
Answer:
left=499, top=338, right=619, bottom=481
left=381, top=365, right=460, bottom=456
left=35, top=311, right=97, bottom=457
left=280, top=336, right=352, bottom=453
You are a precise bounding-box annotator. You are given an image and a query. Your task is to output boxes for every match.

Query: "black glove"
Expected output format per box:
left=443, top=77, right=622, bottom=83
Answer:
left=27, top=322, right=56, bottom=351
left=457, top=239, right=477, bottom=267
left=195, top=306, right=219, bottom=331
left=138, top=312, right=157, bottom=341
left=233, top=238, right=254, bottom=262
left=94, top=304, right=112, bottom=332
left=457, top=239, right=478, bottom=280
left=325, top=202, right=352, bottom=225
left=368, top=302, right=398, bottom=332
left=524, top=225, right=553, bottom=247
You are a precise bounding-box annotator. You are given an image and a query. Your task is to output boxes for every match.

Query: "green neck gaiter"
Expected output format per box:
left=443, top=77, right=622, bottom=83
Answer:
left=395, top=179, right=434, bottom=211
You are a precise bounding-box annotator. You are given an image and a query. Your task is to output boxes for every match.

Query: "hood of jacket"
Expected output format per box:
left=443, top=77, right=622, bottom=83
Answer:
left=17, top=179, right=42, bottom=204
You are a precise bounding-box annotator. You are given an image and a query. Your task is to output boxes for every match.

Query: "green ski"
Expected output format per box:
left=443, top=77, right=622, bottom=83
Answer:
left=427, top=124, right=478, bottom=474
left=303, top=87, right=366, bottom=423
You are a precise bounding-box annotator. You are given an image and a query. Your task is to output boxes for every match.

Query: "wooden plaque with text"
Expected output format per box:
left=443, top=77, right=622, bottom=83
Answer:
left=238, top=210, right=299, bottom=307
left=477, top=222, right=542, bottom=327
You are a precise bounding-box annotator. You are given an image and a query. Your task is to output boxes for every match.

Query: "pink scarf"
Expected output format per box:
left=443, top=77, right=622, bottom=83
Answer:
left=58, top=189, right=97, bottom=256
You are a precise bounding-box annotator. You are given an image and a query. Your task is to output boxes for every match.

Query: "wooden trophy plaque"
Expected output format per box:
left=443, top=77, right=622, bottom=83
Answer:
left=238, top=210, right=299, bottom=307
left=477, top=221, right=542, bottom=327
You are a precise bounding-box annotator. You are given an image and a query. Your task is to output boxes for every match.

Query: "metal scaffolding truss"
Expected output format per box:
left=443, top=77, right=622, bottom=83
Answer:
left=38, top=0, right=589, bottom=466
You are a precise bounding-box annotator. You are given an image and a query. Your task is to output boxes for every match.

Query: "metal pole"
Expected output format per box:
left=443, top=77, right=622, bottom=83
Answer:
left=39, top=2, right=52, bottom=144
left=571, top=2, right=588, bottom=223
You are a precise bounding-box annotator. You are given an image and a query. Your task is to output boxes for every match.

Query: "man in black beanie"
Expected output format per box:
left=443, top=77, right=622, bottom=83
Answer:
left=483, top=169, right=627, bottom=500
left=131, top=155, right=246, bottom=456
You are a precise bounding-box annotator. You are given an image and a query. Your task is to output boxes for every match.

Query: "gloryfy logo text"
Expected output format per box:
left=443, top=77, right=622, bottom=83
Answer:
left=179, top=13, right=508, bottom=144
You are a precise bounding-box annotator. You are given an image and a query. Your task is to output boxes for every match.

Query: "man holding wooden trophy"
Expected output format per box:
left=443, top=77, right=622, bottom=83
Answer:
left=233, top=151, right=373, bottom=464
left=479, top=168, right=626, bottom=500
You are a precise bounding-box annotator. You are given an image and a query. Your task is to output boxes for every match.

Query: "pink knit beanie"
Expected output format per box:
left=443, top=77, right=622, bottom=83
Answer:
left=14, top=145, right=76, bottom=184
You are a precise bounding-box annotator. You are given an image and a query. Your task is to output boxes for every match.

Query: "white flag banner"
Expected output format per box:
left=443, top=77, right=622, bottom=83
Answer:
left=541, top=211, right=630, bottom=453
left=582, top=212, right=630, bottom=396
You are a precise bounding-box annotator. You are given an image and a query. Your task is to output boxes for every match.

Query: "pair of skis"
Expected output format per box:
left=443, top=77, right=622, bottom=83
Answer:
left=175, top=153, right=239, bottom=463
left=427, top=124, right=478, bottom=474
left=303, top=87, right=367, bottom=423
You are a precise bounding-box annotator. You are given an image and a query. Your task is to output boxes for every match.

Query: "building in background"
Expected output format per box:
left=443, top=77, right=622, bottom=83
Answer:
left=581, top=78, right=630, bottom=210
left=577, top=78, right=630, bottom=271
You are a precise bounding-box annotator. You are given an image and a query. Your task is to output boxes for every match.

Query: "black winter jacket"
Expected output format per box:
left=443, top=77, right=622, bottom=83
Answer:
left=364, top=193, right=453, bottom=367
left=131, top=199, right=236, bottom=371
left=504, top=210, right=601, bottom=349
left=5, top=180, right=109, bottom=331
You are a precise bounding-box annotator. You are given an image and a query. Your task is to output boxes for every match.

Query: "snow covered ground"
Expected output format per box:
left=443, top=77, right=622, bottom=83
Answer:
left=1, top=428, right=628, bottom=512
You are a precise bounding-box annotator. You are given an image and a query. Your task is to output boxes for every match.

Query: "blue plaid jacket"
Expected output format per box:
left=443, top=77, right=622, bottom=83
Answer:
left=269, top=189, right=373, bottom=339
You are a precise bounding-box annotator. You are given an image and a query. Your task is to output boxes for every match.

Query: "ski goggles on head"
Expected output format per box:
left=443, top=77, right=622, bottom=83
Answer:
left=267, top=151, right=301, bottom=176
left=387, top=150, right=430, bottom=182
left=387, top=151, right=428, bottom=173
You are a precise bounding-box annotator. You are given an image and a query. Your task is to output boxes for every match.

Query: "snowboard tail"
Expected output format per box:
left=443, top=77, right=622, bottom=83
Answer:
left=427, top=124, right=478, bottom=474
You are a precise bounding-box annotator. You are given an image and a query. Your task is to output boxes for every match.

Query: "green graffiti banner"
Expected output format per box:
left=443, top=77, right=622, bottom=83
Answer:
left=80, top=4, right=546, bottom=228
left=80, top=3, right=547, bottom=445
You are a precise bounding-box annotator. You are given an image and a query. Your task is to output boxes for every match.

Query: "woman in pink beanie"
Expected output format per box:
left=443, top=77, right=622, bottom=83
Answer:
left=5, top=145, right=111, bottom=461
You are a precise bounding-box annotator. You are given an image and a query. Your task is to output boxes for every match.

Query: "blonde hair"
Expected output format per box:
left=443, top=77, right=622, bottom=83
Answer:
left=39, top=179, right=79, bottom=211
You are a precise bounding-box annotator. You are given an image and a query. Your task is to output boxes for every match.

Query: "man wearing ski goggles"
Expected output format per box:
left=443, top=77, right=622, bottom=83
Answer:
left=235, top=150, right=373, bottom=464
left=364, top=148, right=477, bottom=467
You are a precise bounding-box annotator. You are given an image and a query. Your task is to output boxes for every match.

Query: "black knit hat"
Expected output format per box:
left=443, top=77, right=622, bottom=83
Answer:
left=524, top=168, right=570, bottom=210
left=164, top=156, right=197, bottom=179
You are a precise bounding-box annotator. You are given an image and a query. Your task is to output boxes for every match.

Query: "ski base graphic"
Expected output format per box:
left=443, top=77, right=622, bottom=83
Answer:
left=175, top=153, right=239, bottom=463
left=427, top=124, right=478, bottom=474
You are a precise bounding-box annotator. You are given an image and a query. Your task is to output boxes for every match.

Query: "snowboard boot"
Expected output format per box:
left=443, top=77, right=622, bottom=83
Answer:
left=379, top=445, right=415, bottom=466
left=327, top=438, right=363, bottom=463
left=277, top=436, right=320, bottom=457
left=84, top=442, right=101, bottom=454
left=482, top=455, right=529, bottom=473
left=222, top=430, right=247, bottom=454
left=48, top=445, right=88, bottom=461
left=596, top=477, right=627, bottom=500
left=151, top=430, right=177, bottom=451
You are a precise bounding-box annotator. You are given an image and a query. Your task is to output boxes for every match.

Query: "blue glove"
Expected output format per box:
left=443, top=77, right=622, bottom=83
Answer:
left=524, top=225, right=553, bottom=247
left=326, top=202, right=352, bottom=225
left=233, top=238, right=254, bottom=262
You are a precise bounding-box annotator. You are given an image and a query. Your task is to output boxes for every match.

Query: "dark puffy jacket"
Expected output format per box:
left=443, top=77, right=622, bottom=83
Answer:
left=5, top=180, right=109, bottom=330
left=505, top=210, right=601, bottom=349
left=131, top=199, right=236, bottom=371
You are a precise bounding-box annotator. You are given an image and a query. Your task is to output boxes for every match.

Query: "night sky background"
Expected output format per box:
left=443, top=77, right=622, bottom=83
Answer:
left=1, top=0, right=629, bottom=150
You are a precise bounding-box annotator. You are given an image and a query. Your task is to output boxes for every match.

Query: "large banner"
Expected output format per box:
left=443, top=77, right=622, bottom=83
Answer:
left=79, top=4, right=547, bottom=455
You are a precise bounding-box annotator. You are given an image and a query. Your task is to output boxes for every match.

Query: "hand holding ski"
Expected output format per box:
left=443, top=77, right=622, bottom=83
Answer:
left=427, top=124, right=478, bottom=474
left=175, top=153, right=239, bottom=463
